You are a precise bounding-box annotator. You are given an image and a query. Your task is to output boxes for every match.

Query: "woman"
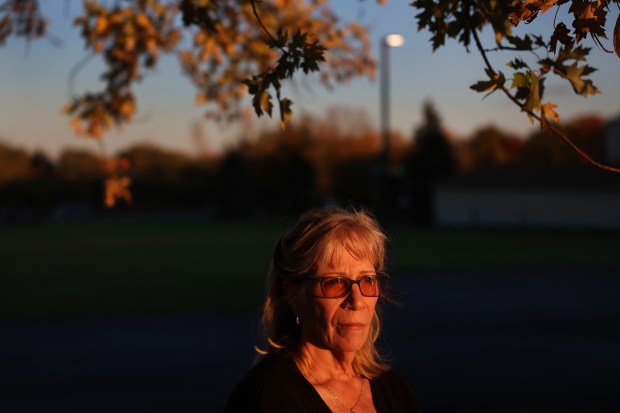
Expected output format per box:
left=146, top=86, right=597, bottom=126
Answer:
left=224, top=207, right=418, bottom=413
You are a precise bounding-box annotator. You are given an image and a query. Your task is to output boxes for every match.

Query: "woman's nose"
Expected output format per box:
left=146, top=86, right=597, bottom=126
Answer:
left=343, top=282, right=364, bottom=309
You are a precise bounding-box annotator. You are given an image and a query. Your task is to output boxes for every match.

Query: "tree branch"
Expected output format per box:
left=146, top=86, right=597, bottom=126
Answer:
left=466, top=1, right=620, bottom=174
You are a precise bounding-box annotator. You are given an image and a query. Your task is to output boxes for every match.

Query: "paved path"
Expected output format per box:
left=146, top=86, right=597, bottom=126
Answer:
left=2, top=269, right=619, bottom=413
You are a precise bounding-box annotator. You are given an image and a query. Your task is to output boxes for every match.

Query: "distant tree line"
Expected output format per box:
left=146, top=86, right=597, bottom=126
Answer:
left=0, top=105, right=610, bottom=224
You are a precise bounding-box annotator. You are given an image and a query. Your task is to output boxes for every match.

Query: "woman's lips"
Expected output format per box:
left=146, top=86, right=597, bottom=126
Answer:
left=339, top=323, right=365, bottom=331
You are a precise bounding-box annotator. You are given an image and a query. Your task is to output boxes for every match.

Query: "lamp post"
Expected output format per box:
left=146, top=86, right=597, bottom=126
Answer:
left=380, top=34, right=404, bottom=166
left=379, top=34, right=404, bottom=210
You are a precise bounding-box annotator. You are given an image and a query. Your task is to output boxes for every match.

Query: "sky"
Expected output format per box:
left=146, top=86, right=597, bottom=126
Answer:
left=0, top=1, right=619, bottom=159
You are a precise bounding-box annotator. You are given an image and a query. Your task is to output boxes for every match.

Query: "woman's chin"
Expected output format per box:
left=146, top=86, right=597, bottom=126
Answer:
left=332, top=333, right=368, bottom=353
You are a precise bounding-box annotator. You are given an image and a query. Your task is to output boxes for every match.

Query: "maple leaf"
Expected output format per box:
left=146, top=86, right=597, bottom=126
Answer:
left=104, top=176, right=132, bottom=208
left=549, top=22, right=573, bottom=53
left=254, top=89, right=273, bottom=117
left=506, top=57, right=529, bottom=70
left=541, top=102, right=560, bottom=123
left=511, top=70, right=542, bottom=120
left=506, top=34, right=533, bottom=50
left=470, top=71, right=505, bottom=94
left=540, top=101, right=560, bottom=133
left=279, top=98, right=293, bottom=129
left=565, top=62, right=599, bottom=96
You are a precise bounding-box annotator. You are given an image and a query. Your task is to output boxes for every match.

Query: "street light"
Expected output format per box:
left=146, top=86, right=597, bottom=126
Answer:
left=376, top=33, right=404, bottom=212
left=380, top=34, right=404, bottom=165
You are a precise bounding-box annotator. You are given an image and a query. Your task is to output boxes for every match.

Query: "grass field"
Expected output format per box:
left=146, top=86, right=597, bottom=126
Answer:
left=1, top=217, right=619, bottom=316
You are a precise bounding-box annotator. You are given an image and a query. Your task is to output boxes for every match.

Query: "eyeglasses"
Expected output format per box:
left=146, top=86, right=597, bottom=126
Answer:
left=298, top=274, right=389, bottom=298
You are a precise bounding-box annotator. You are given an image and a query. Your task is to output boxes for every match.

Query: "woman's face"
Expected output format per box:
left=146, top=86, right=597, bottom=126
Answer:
left=299, top=249, right=379, bottom=355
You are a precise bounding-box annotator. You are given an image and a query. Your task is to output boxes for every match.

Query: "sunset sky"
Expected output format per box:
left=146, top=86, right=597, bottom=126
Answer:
left=1, top=1, right=619, bottom=158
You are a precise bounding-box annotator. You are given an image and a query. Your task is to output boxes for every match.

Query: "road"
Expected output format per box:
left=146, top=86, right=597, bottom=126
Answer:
left=2, top=269, right=619, bottom=413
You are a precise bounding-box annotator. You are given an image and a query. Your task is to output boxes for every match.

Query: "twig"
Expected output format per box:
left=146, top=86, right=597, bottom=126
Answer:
left=249, top=0, right=288, bottom=55
left=68, top=53, right=95, bottom=98
left=45, top=30, right=64, bottom=47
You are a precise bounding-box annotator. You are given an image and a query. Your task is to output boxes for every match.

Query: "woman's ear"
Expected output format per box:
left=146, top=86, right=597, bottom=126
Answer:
left=282, top=279, right=301, bottom=315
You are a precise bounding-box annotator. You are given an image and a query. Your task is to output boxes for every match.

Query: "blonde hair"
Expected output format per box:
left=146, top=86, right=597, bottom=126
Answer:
left=256, top=207, right=390, bottom=378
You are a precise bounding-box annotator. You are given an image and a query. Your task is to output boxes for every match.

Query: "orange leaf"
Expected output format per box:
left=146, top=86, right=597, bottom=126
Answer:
left=146, top=38, right=158, bottom=55
left=541, top=102, right=560, bottom=124
left=94, top=40, right=104, bottom=53
left=195, top=93, right=207, bottom=105
left=104, top=177, right=132, bottom=208
left=69, top=117, right=83, bottom=135
left=95, top=15, right=108, bottom=34
left=136, top=12, right=150, bottom=29
left=119, top=99, right=135, bottom=117
left=88, top=121, right=103, bottom=138
left=541, top=102, right=560, bottom=133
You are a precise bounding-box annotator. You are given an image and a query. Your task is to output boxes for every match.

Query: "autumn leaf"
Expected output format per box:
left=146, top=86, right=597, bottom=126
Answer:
left=95, top=15, right=107, bottom=34
left=470, top=70, right=505, bottom=94
left=541, top=101, right=560, bottom=132
left=511, top=70, right=542, bottom=120
left=136, top=12, right=149, bottom=29
left=549, top=22, right=573, bottom=54
left=250, top=88, right=273, bottom=117
left=69, top=117, right=83, bottom=135
left=279, top=98, right=293, bottom=129
left=119, top=98, right=135, bottom=118
left=506, top=58, right=528, bottom=70
left=104, top=176, right=132, bottom=208
left=505, top=34, right=533, bottom=50
left=565, top=62, right=599, bottom=96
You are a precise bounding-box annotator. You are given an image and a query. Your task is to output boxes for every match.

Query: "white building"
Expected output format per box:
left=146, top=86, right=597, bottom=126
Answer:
left=605, top=115, right=620, bottom=164
left=434, top=165, right=620, bottom=229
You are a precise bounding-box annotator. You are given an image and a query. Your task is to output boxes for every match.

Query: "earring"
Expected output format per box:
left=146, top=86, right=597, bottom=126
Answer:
left=295, top=316, right=301, bottom=325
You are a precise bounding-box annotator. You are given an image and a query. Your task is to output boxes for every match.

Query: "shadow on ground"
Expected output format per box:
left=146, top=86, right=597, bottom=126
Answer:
left=2, top=269, right=619, bottom=413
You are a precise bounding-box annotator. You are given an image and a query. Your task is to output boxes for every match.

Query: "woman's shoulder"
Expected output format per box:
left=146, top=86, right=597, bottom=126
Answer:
left=227, top=351, right=298, bottom=395
left=224, top=351, right=326, bottom=413
left=244, top=351, right=299, bottom=385
left=371, top=368, right=420, bottom=413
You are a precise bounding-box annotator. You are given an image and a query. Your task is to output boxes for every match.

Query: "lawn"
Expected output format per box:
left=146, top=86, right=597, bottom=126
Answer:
left=1, top=217, right=619, bottom=316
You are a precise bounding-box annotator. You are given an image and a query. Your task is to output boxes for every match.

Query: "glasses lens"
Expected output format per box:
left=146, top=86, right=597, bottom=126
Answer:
left=360, top=276, right=379, bottom=296
left=321, top=277, right=348, bottom=297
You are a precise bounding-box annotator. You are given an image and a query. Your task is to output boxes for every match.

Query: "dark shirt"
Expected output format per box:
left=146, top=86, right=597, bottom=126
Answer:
left=224, top=351, right=418, bottom=412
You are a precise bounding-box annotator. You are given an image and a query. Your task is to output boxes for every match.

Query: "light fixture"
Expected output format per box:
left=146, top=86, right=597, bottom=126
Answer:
left=384, top=34, right=405, bottom=47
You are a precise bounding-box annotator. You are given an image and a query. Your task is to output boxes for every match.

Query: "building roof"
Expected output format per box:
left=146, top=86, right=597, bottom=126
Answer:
left=437, top=164, right=620, bottom=192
